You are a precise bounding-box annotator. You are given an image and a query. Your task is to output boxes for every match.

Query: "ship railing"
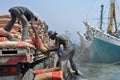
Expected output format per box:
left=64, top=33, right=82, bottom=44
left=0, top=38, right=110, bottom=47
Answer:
left=83, top=20, right=120, bottom=42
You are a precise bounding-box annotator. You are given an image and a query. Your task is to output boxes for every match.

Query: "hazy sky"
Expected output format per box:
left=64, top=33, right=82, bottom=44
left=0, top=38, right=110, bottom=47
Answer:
left=0, top=0, right=120, bottom=43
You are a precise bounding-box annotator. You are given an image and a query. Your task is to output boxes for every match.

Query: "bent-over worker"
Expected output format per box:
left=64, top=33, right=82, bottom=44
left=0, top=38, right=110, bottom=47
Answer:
left=4, top=6, right=36, bottom=41
left=46, top=30, right=82, bottom=79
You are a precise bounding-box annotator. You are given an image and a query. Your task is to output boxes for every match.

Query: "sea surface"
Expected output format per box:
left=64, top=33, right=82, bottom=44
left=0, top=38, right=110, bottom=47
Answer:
left=79, top=63, right=120, bottom=80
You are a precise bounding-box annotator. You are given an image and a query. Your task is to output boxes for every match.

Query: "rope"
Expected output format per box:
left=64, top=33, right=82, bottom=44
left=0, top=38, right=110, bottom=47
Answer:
left=76, top=40, right=90, bottom=60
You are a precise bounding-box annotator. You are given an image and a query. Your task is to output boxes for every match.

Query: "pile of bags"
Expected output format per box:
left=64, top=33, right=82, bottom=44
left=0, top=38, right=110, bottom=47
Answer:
left=0, top=14, right=49, bottom=52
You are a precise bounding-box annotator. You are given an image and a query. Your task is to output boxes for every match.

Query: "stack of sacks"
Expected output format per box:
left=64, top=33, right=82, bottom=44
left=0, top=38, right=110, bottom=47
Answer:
left=0, top=14, right=21, bottom=40
left=29, top=20, right=49, bottom=52
left=29, top=20, right=49, bottom=42
left=0, top=14, right=20, bottom=30
left=0, top=14, right=49, bottom=53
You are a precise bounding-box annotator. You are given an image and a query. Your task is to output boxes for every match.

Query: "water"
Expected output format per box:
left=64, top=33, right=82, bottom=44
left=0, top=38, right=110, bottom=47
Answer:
left=80, top=63, right=120, bottom=80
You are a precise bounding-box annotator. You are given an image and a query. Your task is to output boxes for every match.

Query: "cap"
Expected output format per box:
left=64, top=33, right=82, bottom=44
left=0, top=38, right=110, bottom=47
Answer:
left=48, top=30, right=57, bottom=39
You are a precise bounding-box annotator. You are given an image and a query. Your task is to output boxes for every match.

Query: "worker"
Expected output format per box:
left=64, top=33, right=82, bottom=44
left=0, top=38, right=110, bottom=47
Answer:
left=4, top=6, right=37, bottom=41
left=46, top=30, right=83, bottom=79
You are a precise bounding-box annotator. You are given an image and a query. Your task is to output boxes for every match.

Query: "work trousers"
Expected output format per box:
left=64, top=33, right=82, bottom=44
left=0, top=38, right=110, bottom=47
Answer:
left=59, top=46, right=78, bottom=78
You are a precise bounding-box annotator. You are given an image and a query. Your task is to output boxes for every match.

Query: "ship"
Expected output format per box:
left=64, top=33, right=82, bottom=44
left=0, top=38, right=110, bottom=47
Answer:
left=78, top=0, right=120, bottom=63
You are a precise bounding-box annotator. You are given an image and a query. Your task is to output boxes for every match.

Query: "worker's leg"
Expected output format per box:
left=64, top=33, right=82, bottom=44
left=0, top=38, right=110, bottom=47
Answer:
left=18, top=14, right=29, bottom=40
left=69, top=49, right=83, bottom=75
left=4, top=8, right=21, bottom=41
left=60, top=52, right=71, bottom=79
left=4, top=11, right=16, bottom=31
left=56, top=45, right=64, bottom=67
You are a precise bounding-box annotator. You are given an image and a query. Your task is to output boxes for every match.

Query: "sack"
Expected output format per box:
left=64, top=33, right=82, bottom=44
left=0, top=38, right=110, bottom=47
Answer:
left=0, top=18, right=10, bottom=24
left=0, top=24, right=20, bottom=30
left=33, top=67, right=60, bottom=75
left=34, top=71, right=63, bottom=80
left=32, top=38, right=47, bottom=52
left=0, top=14, right=10, bottom=18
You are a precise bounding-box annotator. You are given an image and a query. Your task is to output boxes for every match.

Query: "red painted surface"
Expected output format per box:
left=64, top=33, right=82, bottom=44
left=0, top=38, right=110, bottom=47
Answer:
left=6, top=56, right=27, bottom=64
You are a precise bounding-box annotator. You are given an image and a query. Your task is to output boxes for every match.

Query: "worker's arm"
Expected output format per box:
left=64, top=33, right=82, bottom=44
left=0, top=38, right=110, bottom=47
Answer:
left=46, top=48, right=58, bottom=53
left=45, top=41, right=59, bottom=53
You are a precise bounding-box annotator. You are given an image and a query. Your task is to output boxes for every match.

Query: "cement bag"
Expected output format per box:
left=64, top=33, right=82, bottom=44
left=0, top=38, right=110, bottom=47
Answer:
left=0, top=37, right=7, bottom=42
left=34, top=71, right=63, bottom=80
left=0, top=18, right=10, bottom=24
left=34, top=67, right=63, bottom=80
left=33, top=67, right=60, bottom=74
left=9, top=29, right=21, bottom=39
left=0, top=23, right=20, bottom=30
left=0, top=28, right=6, bottom=36
left=13, top=24, right=20, bottom=31
left=0, top=24, right=6, bottom=28
left=32, top=38, right=47, bottom=52
left=0, top=14, right=10, bottom=18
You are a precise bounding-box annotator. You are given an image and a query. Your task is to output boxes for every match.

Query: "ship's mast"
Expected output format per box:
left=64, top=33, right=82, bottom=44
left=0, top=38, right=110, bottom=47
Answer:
left=100, top=5, right=104, bottom=30
left=107, top=0, right=117, bottom=34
